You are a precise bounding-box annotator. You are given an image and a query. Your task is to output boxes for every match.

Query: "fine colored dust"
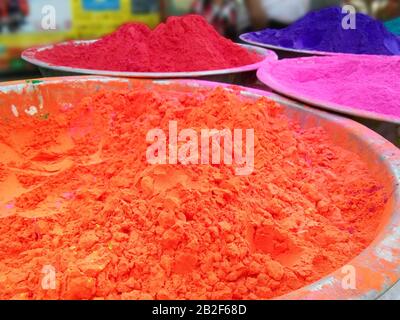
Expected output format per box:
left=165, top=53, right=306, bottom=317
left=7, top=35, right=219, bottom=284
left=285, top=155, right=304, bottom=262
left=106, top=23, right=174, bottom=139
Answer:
left=245, top=7, right=400, bottom=55
left=264, top=55, right=400, bottom=120
left=35, top=15, right=261, bottom=73
left=0, top=86, right=388, bottom=299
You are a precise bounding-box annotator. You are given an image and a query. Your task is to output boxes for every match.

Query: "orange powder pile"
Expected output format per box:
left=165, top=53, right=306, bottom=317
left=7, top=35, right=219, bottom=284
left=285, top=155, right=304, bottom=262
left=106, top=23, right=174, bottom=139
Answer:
left=0, top=86, right=388, bottom=300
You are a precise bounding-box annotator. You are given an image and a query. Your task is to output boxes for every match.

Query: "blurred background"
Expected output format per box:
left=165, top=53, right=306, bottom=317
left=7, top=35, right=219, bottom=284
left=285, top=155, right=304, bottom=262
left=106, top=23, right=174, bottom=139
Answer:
left=0, top=0, right=399, bottom=81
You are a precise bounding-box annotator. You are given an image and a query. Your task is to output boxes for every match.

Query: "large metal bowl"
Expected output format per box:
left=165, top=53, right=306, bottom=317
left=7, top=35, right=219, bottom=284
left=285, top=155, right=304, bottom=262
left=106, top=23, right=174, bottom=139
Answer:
left=257, top=58, right=400, bottom=126
left=240, top=32, right=335, bottom=59
left=0, top=76, right=399, bottom=299
left=240, top=32, right=400, bottom=59
left=21, top=41, right=277, bottom=86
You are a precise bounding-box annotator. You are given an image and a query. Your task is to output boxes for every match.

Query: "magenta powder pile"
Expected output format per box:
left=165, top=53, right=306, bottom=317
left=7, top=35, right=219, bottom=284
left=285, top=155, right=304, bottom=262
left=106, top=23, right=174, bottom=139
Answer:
left=34, top=15, right=261, bottom=72
left=263, top=55, right=400, bottom=120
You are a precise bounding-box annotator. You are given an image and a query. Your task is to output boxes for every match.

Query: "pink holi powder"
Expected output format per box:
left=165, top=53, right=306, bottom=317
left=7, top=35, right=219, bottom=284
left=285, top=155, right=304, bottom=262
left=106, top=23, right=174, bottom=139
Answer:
left=263, top=55, right=400, bottom=120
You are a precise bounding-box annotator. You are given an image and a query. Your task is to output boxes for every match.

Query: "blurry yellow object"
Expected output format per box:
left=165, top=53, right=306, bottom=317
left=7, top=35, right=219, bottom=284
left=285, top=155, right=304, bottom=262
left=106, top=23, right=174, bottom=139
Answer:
left=0, top=0, right=161, bottom=48
left=0, top=33, right=71, bottom=48
left=0, top=0, right=161, bottom=72
left=71, top=0, right=160, bottom=39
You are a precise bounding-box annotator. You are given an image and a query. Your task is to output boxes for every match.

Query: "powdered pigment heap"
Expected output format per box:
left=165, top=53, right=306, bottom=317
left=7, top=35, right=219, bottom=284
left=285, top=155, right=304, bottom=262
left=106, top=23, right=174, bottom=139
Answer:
left=35, top=15, right=261, bottom=72
left=261, top=55, right=400, bottom=120
left=244, top=7, right=400, bottom=55
left=0, top=84, right=388, bottom=299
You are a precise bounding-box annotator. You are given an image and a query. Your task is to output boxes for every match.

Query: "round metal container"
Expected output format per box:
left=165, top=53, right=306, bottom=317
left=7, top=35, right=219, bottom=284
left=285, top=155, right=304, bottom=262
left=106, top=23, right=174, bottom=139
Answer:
left=0, top=76, right=399, bottom=299
left=21, top=42, right=277, bottom=86
left=240, top=33, right=334, bottom=59
left=240, top=32, right=400, bottom=60
left=257, top=59, right=400, bottom=125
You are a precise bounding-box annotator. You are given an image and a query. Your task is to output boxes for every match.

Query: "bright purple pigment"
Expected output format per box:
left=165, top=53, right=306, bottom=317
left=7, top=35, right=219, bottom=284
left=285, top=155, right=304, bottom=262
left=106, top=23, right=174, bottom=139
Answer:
left=244, top=7, right=400, bottom=55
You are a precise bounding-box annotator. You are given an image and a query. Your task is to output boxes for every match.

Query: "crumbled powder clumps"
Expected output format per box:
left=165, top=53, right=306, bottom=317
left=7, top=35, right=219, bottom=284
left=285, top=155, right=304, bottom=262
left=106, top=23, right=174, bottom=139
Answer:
left=0, top=164, right=7, bottom=183
left=0, top=86, right=387, bottom=300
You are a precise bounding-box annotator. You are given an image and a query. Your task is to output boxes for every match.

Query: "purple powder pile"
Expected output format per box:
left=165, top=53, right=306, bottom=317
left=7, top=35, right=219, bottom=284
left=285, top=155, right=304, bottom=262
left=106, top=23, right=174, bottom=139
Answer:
left=244, top=7, right=400, bottom=55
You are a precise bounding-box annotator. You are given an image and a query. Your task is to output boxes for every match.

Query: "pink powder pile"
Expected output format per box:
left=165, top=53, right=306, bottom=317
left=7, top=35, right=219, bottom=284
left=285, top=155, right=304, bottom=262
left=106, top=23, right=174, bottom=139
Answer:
left=263, top=55, right=400, bottom=121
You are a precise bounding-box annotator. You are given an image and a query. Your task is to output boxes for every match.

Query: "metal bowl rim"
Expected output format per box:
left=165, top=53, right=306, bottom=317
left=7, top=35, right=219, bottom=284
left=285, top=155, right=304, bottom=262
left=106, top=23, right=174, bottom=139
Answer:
left=21, top=41, right=277, bottom=78
left=239, top=32, right=399, bottom=57
left=1, top=75, right=399, bottom=300
left=257, top=58, right=400, bottom=125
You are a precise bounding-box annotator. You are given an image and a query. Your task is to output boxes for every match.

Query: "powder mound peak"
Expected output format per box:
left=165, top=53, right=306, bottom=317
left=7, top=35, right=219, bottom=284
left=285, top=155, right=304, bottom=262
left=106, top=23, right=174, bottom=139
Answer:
left=110, top=22, right=152, bottom=39
left=35, top=14, right=261, bottom=72
left=247, top=6, right=400, bottom=55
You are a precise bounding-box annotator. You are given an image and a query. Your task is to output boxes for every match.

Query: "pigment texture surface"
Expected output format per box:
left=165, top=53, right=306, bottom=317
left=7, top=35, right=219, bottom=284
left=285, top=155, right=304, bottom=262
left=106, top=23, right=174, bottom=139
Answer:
left=244, top=7, right=400, bottom=55
left=35, top=15, right=261, bottom=72
left=0, top=85, right=388, bottom=299
left=262, top=55, right=400, bottom=120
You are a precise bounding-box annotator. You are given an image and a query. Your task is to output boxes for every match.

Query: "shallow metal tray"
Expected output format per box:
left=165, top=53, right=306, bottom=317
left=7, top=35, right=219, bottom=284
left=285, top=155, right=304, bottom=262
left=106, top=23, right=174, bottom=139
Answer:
left=0, top=76, right=399, bottom=300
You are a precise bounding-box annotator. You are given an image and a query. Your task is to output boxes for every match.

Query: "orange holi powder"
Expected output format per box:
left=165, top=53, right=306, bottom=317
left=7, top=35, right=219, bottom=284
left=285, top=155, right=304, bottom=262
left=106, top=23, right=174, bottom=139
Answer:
left=0, top=85, right=388, bottom=300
